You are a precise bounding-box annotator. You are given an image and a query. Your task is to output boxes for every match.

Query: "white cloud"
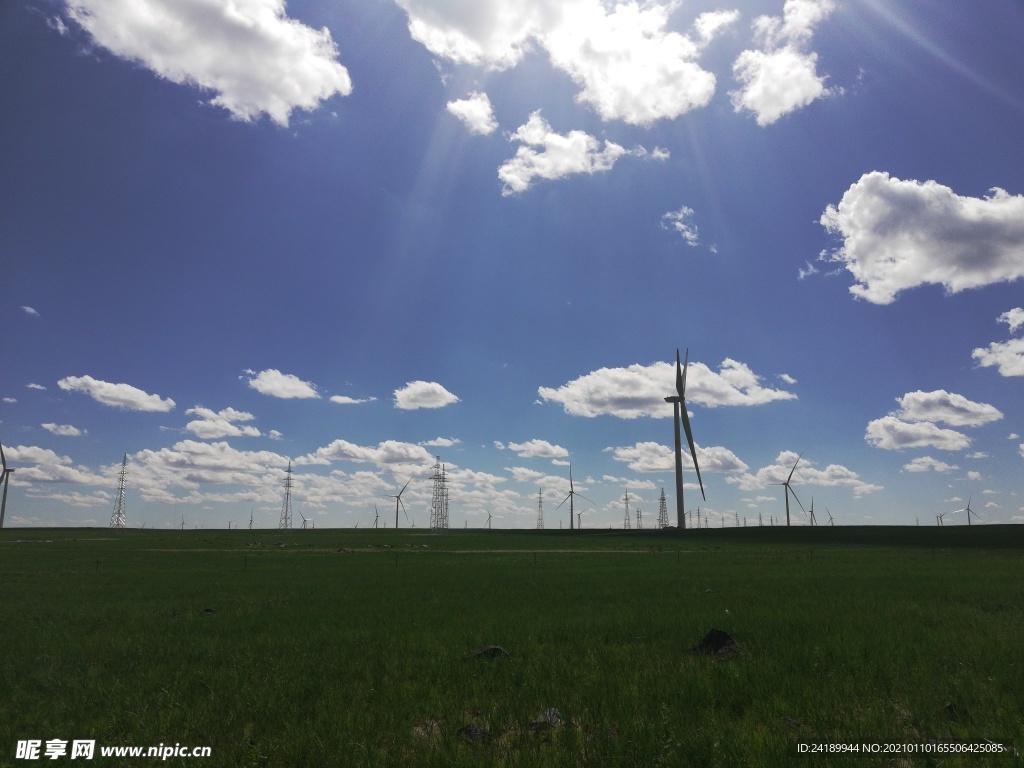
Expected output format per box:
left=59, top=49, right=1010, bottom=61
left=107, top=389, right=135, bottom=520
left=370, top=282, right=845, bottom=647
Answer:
left=3, top=444, right=103, bottom=485
left=393, top=381, right=460, bottom=410
left=2, top=398, right=15, bottom=404
left=966, top=470, right=982, bottom=481
left=42, top=423, right=85, bottom=437
left=973, top=309, right=1024, bottom=376
left=864, top=416, right=971, bottom=452
left=797, top=260, right=819, bottom=280
left=27, top=383, right=46, bottom=390
left=865, top=390, right=999, bottom=452
left=778, top=373, right=797, bottom=385
left=7, top=445, right=74, bottom=466
left=58, top=375, right=175, bottom=412
left=661, top=206, right=700, bottom=246
left=446, top=91, right=497, bottom=134
left=727, top=450, right=882, bottom=497
left=507, top=439, right=568, bottom=459
left=975, top=337, right=1024, bottom=373
left=421, top=436, right=461, bottom=447
left=329, top=395, right=377, bottom=405
left=998, top=307, right=1024, bottom=333
left=542, top=4, right=733, bottom=125
left=731, top=0, right=835, bottom=126
left=184, top=406, right=261, bottom=439
left=21, top=306, right=39, bottom=316
left=245, top=369, right=319, bottom=399
left=538, top=357, right=795, bottom=418
left=611, top=441, right=748, bottom=474
left=821, top=172, right=1024, bottom=304
left=63, top=0, right=352, bottom=126
left=394, top=0, right=548, bottom=69
left=397, top=1, right=736, bottom=125
left=903, top=456, right=958, bottom=473
left=299, top=439, right=435, bottom=469
left=894, top=390, right=1002, bottom=427
left=498, top=111, right=639, bottom=195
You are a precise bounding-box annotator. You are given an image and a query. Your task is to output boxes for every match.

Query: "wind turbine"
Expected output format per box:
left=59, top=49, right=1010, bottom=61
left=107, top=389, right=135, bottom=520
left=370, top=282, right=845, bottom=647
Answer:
left=0, top=436, right=14, bottom=529
left=300, top=510, right=309, bottom=530
left=373, top=504, right=380, bottom=529
left=180, top=512, right=186, bottom=530
left=960, top=495, right=979, bottom=526
left=486, top=509, right=493, bottom=530
left=807, top=497, right=817, bottom=526
left=772, top=453, right=805, bottom=526
left=826, top=506, right=835, bottom=526
left=664, top=348, right=705, bottom=528
left=555, top=463, right=591, bottom=531
left=938, top=511, right=948, bottom=527
left=577, top=511, right=582, bottom=529
left=386, top=479, right=411, bottom=529
left=228, top=520, right=234, bottom=530
left=248, top=509, right=254, bottom=530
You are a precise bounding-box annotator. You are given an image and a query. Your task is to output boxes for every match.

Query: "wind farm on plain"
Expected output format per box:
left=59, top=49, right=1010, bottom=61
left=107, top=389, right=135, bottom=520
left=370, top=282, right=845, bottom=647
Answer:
left=1, top=348, right=1020, bottom=766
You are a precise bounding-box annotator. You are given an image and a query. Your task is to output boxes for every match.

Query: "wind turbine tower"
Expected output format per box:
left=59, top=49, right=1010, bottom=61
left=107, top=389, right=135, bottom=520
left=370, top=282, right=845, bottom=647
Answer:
left=772, top=453, right=805, bottom=527
left=109, top=454, right=128, bottom=528
left=0, top=435, right=14, bottom=529
left=388, top=479, right=411, bottom=529
left=556, top=463, right=591, bottom=531
left=429, top=457, right=449, bottom=533
left=962, top=495, right=978, bottom=526
left=536, top=487, right=545, bottom=530
left=279, top=461, right=293, bottom=530
left=657, top=488, right=668, bottom=529
left=663, top=348, right=706, bottom=529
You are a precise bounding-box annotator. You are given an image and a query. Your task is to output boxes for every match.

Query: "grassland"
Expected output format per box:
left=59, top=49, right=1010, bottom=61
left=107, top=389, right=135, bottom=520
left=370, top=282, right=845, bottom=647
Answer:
left=2, top=525, right=1022, bottom=766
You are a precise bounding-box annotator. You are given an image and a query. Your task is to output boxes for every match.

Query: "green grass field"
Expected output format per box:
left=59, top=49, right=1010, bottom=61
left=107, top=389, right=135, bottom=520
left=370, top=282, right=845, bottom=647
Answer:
left=2, top=526, right=1022, bottom=766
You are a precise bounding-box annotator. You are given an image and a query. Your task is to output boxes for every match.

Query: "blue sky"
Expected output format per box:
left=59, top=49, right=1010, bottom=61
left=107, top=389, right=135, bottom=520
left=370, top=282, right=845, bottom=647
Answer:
left=2, top=0, right=1023, bottom=530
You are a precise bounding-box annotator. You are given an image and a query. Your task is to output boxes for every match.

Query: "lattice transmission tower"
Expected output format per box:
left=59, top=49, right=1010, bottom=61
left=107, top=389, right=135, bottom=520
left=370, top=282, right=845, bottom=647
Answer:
left=279, top=461, right=293, bottom=529
left=536, top=487, right=544, bottom=530
left=657, top=488, right=669, bottom=529
left=623, top=489, right=632, bottom=530
left=429, top=457, right=449, bottom=532
left=109, top=454, right=128, bottom=528
left=635, top=506, right=643, bottom=529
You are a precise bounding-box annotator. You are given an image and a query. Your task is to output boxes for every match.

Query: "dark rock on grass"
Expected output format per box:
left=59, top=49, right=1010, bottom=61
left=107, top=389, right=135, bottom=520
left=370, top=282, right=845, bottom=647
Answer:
left=201, top=607, right=216, bottom=616
left=694, top=628, right=743, bottom=658
left=457, top=723, right=491, bottom=743
left=469, top=645, right=510, bottom=660
left=945, top=701, right=969, bottom=721
left=530, top=708, right=565, bottom=732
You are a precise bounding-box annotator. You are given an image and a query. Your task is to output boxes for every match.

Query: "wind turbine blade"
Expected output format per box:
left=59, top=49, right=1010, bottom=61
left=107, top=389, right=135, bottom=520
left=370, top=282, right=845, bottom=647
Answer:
left=789, top=486, right=807, bottom=514
left=398, top=479, right=411, bottom=497
left=555, top=494, right=571, bottom=510
left=786, top=452, right=803, bottom=484
left=0, top=439, right=6, bottom=471
left=675, top=349, right=685, bottom=398
left=679, top=406, right=705, bottom=501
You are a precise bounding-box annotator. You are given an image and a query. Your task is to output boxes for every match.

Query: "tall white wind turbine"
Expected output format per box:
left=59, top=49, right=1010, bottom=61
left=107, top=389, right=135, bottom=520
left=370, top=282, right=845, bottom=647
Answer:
left=664, top=349, right=705, bottom=528
left=0, top=436, right=14, bottom=529
left=772, top=452, right=805, bottom=527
